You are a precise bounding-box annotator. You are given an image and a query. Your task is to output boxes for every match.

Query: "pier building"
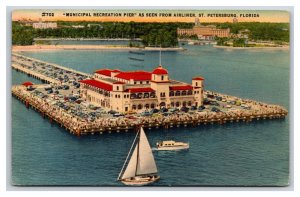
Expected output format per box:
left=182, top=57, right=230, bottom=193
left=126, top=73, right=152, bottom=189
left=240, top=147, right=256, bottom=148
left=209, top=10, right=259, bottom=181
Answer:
left=79, top=65, right=204, bottom=113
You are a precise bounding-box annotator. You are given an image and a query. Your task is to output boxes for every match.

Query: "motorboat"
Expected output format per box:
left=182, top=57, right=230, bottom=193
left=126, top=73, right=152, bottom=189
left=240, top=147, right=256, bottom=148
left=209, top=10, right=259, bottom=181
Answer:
left=156, top=140, right=189, bottom=151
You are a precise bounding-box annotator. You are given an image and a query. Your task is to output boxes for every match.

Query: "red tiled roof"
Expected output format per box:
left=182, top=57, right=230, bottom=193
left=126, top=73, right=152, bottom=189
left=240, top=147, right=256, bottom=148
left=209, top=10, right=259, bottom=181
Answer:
left=95, top=69, right=120, bottom=77
left=192, top=77, right=205, bottom=80
left=126, top=87, right=155, bottom=93
left=152, top=65, right=168, bottom=75
left=115, top=71, right=152, bottom=81
left=170, top=85, right=193, bottom=91
left=22, top=81, right=33, bottom=86
left=79, top=79, right=112, bottom=91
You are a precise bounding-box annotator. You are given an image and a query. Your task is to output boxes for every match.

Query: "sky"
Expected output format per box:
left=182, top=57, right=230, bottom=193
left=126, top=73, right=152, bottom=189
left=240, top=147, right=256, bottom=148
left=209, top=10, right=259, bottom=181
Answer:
left=12, top=9, right=290, bottom=23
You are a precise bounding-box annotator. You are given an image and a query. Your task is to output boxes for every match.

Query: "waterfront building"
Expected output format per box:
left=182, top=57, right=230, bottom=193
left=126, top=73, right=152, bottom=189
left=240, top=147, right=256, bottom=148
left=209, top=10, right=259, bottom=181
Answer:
left=71, top=25, right=85, bottom=28
left=32, top=19, right=57, bottom=29
left=177, top=18, right=230, bottom=39
left=79, top=65, right=204, bottom=113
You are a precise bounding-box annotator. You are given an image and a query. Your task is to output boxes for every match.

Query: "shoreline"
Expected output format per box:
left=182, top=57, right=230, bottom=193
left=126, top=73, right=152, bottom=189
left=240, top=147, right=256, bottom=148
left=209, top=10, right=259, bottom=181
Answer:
left=12, top=45, right=185, bottom=52
left=213, top=45, right=290, bottom=50
left=33, top=38, right=142, bottom=41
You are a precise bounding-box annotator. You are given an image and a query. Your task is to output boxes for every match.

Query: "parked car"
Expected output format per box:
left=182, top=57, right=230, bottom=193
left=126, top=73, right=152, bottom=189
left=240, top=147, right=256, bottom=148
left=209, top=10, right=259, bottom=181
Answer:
left=44, top=86, right=52, bottom=91
left=113, top=113, right=124, bottom=117
left=63, top=85, right=69, bottom=90
left=180, top=106, right=189, bottom=113
left=216, top=96, right=222, bottom=101
left=198, top=105, right=206, bottom=111
left=108, top=110, right=118, bottom=115
left=190, top=106, right=197, bottom=111
left=207, top=94, right=215, bottom=99
left=210, top=101, right=220, bottom=106
left=160, top=107, right=168, bottom=113
left=26, top=87, right=35, bottom=91
left=141, top=111, right=151, bottom=116
left=211, top=107, right=221, bottom=112
left=150, top=108, right=159, bottom=114
left=203, top=98, right=210, bottom=105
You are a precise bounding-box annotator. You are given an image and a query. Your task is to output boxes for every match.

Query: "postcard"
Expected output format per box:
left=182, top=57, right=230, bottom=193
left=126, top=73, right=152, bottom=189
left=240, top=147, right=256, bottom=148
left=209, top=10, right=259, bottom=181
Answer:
left=11, top=9, right=290, bottom=187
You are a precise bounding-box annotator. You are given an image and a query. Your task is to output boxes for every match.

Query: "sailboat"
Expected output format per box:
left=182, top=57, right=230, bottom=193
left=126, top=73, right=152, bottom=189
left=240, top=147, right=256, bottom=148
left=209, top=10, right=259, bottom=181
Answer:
left=117, top=127, right=160, bottom=186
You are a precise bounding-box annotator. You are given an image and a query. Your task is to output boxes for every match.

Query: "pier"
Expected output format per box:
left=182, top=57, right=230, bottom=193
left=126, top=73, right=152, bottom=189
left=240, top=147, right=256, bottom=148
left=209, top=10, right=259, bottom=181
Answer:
left=12, top=85, right=287, bottom=136
left=11, top=53, right=288, bottom=136
left=12, top=53, right=90, bottom=80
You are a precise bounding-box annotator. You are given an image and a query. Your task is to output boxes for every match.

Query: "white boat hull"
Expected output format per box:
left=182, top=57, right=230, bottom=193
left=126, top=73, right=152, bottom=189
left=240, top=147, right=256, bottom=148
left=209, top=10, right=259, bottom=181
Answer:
left=121, top=176, right=160, bottom=186
left=156, top=144, right=189, bottom=151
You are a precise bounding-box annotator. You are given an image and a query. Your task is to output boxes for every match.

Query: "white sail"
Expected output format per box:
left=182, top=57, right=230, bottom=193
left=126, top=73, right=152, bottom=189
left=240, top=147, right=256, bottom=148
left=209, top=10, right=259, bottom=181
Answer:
left=121, top=145, right=138, bottom=180
left=136, top=128, right=158, bottom=176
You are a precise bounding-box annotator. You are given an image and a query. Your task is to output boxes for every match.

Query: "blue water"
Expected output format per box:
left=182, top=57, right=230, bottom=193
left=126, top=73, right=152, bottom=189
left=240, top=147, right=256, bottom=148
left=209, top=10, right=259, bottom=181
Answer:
left=12, top=44, right=290, bottom=186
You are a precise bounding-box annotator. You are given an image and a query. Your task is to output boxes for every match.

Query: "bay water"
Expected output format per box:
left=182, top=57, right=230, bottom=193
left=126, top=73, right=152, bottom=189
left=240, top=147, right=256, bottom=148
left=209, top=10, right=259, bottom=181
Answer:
left=11, top=44, right=290, bottom=186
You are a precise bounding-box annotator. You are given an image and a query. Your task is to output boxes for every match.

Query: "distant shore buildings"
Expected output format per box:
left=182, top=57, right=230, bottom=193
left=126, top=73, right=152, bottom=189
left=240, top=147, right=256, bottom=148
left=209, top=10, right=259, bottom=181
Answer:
left=32, top=18, right=57, bottom=29
left=177, top=18, right=230, bottom=40
left=79, top=65, right=204, bottom=113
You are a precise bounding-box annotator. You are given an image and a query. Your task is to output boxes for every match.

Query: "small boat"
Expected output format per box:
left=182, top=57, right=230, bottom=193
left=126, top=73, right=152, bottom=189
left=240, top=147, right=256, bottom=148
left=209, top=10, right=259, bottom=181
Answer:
left=117, top=127, right=160, bottom=186
left=129, top=51, right=145, bottom=55
left=156, top=140, right=189, bottom=151
left=129, top=57, right=144, bottom=61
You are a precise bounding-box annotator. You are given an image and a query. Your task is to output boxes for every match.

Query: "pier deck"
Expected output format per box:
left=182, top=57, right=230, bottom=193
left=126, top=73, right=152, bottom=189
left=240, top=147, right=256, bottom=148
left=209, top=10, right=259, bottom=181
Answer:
left=11, top=53, right=288, bottom=136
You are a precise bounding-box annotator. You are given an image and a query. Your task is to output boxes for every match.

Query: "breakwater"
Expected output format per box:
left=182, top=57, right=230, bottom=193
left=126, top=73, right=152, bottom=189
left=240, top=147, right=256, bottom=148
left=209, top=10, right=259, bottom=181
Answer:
left=12, top=85, right=287, bottom=136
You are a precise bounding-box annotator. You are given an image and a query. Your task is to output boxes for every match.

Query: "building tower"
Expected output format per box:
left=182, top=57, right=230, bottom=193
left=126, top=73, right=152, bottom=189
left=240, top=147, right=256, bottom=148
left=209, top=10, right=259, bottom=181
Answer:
left=192, top=77, right=205, bottom=106
left=195, top=18, right=201, bottom=26
left=150, top=65, right=170, bottom=108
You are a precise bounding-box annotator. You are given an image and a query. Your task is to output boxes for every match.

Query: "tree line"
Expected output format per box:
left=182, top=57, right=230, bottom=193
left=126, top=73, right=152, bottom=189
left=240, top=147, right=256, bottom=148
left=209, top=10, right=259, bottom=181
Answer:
left=12, top=21, right=289, bottom=46
left=12, top=21, right=188, bottom=47
left=215, top=22, right=289, bottom=42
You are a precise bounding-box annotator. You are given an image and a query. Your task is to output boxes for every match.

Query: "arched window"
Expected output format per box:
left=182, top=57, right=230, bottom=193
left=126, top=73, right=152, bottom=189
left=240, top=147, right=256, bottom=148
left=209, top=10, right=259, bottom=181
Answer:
left=188, top=101, right=192, bottom=106
left=130, top=94, right=136, bottom=99
left=171, top=102, right=175, bottom=107
left=145, top=104, right=149, bottom=109
left=175, top=91, right=181, bottom=96
left=132, top=105, right=137, bottom=110
left=160, top=102, right=166, bottom=107
left=182, top=91, right=187, bottom=96
left=169, top=91, right=174, bottom=96
left=150, top=103, right=155, bottom=109
left=176, top=102, right=180, bottom=107
left=138, top=104, right=142, bottom=110
left=183, top=101, right=187, bottom=106
left=150, top=92, right=156, bottom=98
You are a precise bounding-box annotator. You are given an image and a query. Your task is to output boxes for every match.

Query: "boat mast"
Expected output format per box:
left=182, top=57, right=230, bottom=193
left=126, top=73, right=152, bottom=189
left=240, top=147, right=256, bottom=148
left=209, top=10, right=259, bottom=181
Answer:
left=117, top=130, right=139, bottom=181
